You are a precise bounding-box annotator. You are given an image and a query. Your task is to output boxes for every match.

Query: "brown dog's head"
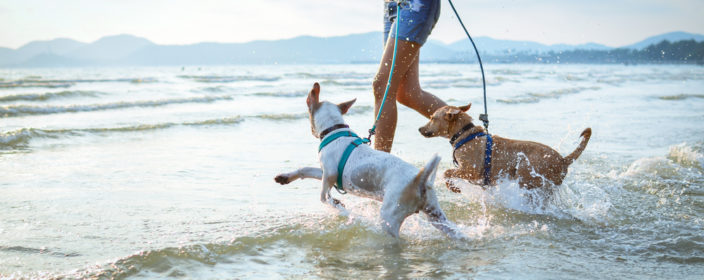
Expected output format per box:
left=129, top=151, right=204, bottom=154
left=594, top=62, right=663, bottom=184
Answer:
left=418, top=103, right=473, bottom=138
left=306, top=82, right=355, bottom=137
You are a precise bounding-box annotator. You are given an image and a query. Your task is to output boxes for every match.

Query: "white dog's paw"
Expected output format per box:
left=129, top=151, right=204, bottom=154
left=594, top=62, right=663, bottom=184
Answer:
left=331, top=198, right=345, bottom=208
left=274, top=174, right=290, bottom=185
left=326, top=197, right=348, bottom=214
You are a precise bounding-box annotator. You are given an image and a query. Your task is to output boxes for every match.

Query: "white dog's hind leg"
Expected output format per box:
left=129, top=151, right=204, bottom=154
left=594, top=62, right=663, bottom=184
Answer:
left=274, top=167, right=322, bottom=185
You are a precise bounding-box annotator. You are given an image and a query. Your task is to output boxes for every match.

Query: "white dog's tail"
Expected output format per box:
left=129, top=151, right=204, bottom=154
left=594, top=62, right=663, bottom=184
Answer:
left=402, top=154, right=441, bottom=204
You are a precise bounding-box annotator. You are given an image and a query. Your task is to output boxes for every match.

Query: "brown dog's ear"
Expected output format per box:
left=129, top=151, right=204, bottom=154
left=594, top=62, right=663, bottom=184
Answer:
left=338, top=98, right=356, bottom=115
left=458, top=103, right=471, bottom=112
left=306, top=82, right=320, bottom=109
left=444, top=108, right=462, bottom=121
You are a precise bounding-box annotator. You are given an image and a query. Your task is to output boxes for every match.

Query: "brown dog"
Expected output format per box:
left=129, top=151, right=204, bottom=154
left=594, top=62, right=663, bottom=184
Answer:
left=418, top=103, right=591, bottom=191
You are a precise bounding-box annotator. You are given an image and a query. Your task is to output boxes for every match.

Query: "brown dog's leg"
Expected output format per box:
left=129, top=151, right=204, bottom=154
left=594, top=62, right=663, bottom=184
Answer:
left=443, top=169, right=463, bottom=193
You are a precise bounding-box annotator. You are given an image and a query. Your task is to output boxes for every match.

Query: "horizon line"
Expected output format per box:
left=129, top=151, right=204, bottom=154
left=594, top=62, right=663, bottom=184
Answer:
left=3, top=30, right=701, bottom=50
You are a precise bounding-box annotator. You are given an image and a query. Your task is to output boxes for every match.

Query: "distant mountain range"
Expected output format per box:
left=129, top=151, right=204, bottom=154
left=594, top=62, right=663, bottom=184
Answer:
left=1, top=31, right=702, bottom=67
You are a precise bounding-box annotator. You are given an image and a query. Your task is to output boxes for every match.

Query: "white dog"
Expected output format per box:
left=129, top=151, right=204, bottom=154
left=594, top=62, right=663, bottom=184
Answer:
left=275, top=82, right=462, bottom=239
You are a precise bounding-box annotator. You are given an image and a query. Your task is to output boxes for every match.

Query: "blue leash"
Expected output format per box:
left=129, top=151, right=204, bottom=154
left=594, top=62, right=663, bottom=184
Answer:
left=447, top=0, right=489, bottom=132
left=447, top=0, right=494, bottom=186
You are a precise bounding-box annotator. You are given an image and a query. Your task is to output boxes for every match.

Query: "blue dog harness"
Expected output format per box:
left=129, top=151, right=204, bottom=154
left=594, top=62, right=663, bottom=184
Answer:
left=451, top=124, right=493, bottom=186
left=318, top=125, right=370, bottom=194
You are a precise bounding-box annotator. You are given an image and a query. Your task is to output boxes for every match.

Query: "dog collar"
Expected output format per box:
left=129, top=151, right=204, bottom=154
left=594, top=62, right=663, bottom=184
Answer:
left=449, top=123, right=476, bottom=145
left=318, top=124, right=349, bottom=139
left=452, top=131, right=493, bottom=186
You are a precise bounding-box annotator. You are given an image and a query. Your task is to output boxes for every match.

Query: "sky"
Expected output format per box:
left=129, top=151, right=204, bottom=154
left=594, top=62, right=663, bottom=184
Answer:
left=1, top=0, right=703, bottom=49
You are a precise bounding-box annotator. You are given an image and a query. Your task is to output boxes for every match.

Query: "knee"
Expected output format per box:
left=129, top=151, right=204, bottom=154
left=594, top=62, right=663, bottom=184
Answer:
left=396, top=88, right=412, bottom=107
left=372, top=77, right=387, bottom=100
left=396, top=81, right=420, bottom=107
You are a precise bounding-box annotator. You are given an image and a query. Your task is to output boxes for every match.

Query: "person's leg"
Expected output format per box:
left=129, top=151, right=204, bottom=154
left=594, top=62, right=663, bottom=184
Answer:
left=372, top=39, right=421, bottom=152
left=397, top=53, right=447, bottom=118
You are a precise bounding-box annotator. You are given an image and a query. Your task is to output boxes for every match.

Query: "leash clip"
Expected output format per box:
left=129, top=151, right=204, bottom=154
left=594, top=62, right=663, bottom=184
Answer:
left=365, top=128, right=375, bottom=145
left=479, top=113, right=489, bottom=130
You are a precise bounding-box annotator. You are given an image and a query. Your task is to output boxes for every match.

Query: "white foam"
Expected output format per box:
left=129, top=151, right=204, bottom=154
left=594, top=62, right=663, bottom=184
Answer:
left=668, top=142, right=704, bottom=170
left=453, top=175, right=611, bottom=224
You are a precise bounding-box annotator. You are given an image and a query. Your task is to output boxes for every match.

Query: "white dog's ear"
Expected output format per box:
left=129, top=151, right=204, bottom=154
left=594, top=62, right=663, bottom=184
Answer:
left=306, top=82, right=320, bottom=109
left=444, top=108, right=461, bottom=121
left=338, top=98, right=356, bottom=115
left=458, top=103, right=471, bottom=112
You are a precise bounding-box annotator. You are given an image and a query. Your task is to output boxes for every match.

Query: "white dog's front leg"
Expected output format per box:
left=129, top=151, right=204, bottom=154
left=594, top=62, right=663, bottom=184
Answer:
left=274, top=167, right=322, bottom=185
left=319, top=173, right=347, bottom=211
left=320, top=172, right=335, bottom=203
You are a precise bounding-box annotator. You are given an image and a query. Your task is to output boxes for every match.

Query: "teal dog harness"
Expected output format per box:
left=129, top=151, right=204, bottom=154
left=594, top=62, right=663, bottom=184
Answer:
left=318, top=125, right=370, bottom=194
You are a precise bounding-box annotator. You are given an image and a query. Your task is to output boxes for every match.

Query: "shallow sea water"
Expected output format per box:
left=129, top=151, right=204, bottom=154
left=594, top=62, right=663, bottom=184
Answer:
left=0, top=64, right=703, bottom=279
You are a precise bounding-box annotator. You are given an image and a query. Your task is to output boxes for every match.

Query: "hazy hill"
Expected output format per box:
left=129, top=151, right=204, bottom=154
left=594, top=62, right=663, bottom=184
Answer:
left=0, top=31, right=702, bottom=67
left=67, top=34, right=154, bottom=61
left=2, top=38, right=86, bottom=65
left=625, top=31, right=704, bottom=49
left=443, top=37, right=611, bottom=55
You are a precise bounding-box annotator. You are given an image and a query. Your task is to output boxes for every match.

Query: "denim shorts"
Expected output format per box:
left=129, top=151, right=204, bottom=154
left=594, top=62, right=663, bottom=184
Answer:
left=383, top=0, right=441, bottom=46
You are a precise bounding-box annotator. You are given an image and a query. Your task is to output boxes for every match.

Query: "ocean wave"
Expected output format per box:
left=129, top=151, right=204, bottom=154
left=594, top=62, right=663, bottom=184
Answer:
left=0, top=95, right=232, bottom=117
left=423, top=76, right=516, bottom=89
left=254, top=112, right=308, bottom=120
left=0, top=78, right=156, bottom=89
left=423, top=77, right=482, bottom=89
left=490, top=69, right=526, bottom=75
left=76, top=222, right=392, bottom=279
left=285, top=72, right=370, bottom=80
left=423, top=71, right=463, bottom=77
left=0, top=90, right=103, bottom=103
left=0, top=81, right=72, bottom=89
left=248, top=90, right=308, bottom=98
left=668, top=142, right=704, bottom=170
left=0, top=128, right=50, bottom=148
left=196, top=85, right=231, bottom=93
left=562, top=74, right=587, bottom=81
left=0, top=245, right=80, bottom=258
left=320, top=79, right=370, bottom=86
left=0, top=105, right=372, bottom=149
left=254, top=105, right=373, bottom=121
left=178, top=75, right=280, bottom=83
left=658, top=94, right=704, bottom=101
left=0, top=117, right=243, bottom=149
left=622, top=142, right=704, bottom=178
left=497, top=86, right=600, bottom=104
left=619, top=142, right=703, bottom=207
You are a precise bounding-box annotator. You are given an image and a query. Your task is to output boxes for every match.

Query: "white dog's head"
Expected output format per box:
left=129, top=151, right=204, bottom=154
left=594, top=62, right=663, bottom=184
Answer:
left=306, top=82, right=356, bottom=138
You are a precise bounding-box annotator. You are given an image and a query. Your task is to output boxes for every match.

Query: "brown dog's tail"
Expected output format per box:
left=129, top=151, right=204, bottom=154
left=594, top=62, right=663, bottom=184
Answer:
left=563, top=128, right=592, bottom=165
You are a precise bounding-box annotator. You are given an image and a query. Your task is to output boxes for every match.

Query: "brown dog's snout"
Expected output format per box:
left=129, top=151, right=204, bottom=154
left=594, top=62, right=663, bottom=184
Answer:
left=419, top=126, right=434, bottom=138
